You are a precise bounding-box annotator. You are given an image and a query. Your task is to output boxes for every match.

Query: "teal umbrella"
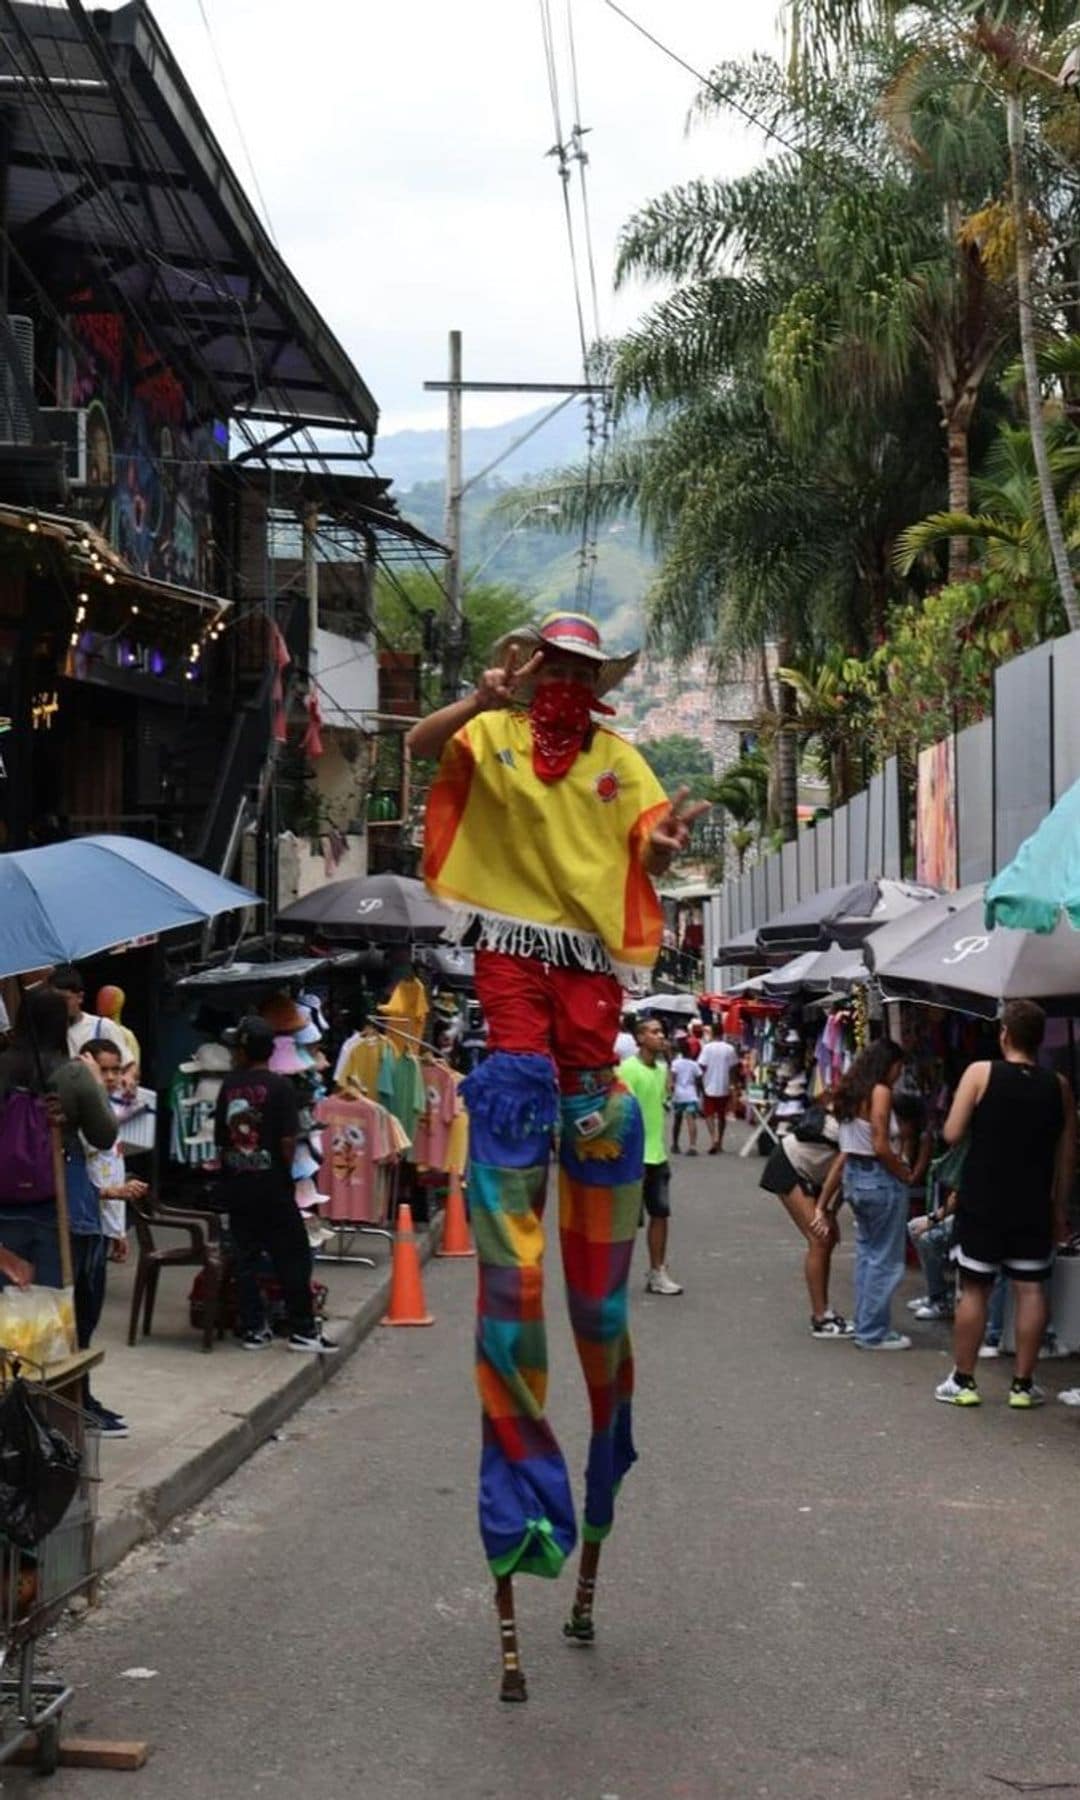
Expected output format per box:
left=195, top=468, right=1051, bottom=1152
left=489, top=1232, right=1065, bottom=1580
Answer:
left=985, top=779, right=1080, bottom=934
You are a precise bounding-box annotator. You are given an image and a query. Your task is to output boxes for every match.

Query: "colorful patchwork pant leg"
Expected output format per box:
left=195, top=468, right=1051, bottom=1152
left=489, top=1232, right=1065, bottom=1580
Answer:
left=559, top=1076, right=643, bottom=1543
left=464, top=1049, right=644, bottom=1578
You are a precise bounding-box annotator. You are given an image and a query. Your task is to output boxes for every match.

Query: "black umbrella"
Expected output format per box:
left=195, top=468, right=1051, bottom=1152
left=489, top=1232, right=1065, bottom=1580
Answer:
left=756, top=878, right=937, bottom=954
left=276, top=874, right=453, bottom=944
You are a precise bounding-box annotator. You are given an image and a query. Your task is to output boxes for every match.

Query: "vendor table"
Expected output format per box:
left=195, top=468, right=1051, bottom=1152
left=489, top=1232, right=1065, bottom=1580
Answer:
left=738, top=1092, right=780, bottom=1158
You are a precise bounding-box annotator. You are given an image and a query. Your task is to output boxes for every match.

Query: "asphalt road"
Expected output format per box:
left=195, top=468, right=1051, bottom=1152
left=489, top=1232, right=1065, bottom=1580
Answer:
left=19, top=1137, right=1080, bottom=1800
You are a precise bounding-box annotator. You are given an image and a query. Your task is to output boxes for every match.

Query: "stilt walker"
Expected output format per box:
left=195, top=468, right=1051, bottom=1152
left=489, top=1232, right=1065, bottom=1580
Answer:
left=409, top=611, right=706, bottom=1701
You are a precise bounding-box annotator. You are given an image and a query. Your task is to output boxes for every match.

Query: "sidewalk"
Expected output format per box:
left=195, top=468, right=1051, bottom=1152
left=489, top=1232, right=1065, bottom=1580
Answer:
left=83, top=1215, right=443, bottom=1574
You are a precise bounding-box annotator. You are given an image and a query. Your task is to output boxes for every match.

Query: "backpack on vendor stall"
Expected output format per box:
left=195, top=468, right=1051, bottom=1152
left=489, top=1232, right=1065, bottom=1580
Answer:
left=0, top=1092, right=55, bottom=1204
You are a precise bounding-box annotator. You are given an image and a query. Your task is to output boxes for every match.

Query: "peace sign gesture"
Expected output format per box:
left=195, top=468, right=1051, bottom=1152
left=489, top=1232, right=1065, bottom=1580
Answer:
left=475, top=647, right=545, bottom=712
left=646, top=786, right=711, bottom=874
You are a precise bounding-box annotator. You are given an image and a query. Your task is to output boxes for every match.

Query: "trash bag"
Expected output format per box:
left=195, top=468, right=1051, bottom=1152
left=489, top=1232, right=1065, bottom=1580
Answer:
left=0, top=1379, right=81, bottom=1548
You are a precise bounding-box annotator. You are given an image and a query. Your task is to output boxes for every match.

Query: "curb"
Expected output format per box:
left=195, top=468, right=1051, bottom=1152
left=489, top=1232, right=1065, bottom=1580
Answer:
left=93, top=1214, right=444, bottom=1575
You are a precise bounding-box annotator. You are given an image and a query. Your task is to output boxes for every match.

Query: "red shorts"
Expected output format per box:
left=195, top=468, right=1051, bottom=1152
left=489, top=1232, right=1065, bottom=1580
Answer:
left=473, top=950, right=622, bottom=1076
left=702, top=1095, right=730, bottom=1121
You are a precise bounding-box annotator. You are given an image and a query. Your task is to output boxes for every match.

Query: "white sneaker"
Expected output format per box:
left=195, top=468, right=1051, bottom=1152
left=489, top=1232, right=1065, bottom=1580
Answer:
left=935, top=1372, right=982, bottom=1407
left=907, top=1296, right=931, bottom=1312
left=977, top=1343, right=1001, bottom=1360
left=1039, top=1339, right=1071, bottom=1359
left=1057, top=1387, right=1080, bottom=1406
left=912, top=1300, right=951, bottom=1321
left=645, top=1266, right=683, bottom=1296
left=855, top=1331, right=912, bottom=1351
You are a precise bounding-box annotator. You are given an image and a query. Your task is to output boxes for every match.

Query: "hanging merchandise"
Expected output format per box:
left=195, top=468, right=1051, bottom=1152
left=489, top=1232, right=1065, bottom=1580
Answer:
left=313, top=1091, right=406, bottom=1225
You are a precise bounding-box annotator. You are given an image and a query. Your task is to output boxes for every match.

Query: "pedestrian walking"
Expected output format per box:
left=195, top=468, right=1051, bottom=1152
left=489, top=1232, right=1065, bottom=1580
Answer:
left=828, top=1039, right=913, bottom=1349
left=935, top=999, right=1075, bottom=1410
left=760, top=1106, right=850, bottom=1336
left=613, top=1012, right=638, bottom=1064
left=215, top=1017, right=337, bottom=1357
left=669, top=1041, right=703, bottom=1154
left=697, top=1029, right=740, bottom=1153
left=619, top=1018, right=683, bottom=1295
left=411, top=607, right=706, bottom=1702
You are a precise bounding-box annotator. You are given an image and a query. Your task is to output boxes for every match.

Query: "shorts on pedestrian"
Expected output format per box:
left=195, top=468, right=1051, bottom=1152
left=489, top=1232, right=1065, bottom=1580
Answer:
left=702, top=1095, right=729, bottom=1122
left=759, top=1144, right=820, bottom=1200
left=672, top=1100, right=700, bottom=1118
left=641, top=1162, right=671, bottom=1220
left=952, top=1212, right=1053, bottom=1282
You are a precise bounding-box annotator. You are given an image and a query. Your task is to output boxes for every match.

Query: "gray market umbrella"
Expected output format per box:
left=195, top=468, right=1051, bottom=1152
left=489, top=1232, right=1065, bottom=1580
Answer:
left=756, top=878, right=938, bottom=954
left=625, top=992, right=700, bottom=1017
left=276, top=874, right=453, bottom=944
left=869, top=884, right=1080, bottom=1018
left=712, top=926, right=790, bottom=970
left=759, top=943, right=867, bottom=999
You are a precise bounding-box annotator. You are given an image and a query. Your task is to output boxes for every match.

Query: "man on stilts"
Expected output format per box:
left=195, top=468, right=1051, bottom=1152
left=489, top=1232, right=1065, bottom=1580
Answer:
left=409, top=611, right=705, bottom=1702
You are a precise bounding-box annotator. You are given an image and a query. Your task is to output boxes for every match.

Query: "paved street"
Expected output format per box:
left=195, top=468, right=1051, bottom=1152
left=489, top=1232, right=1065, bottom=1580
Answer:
left=22, top=1134, right=1080, bottom=1800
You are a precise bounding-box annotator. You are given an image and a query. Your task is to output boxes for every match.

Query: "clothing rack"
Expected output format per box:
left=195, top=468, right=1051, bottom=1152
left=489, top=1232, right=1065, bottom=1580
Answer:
left=364, top=1015, right=442, bottom=1056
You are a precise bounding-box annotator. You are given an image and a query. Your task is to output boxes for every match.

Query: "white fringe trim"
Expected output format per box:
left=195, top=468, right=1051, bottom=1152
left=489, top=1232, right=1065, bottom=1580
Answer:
left=443, top=906, right=653, bottom=995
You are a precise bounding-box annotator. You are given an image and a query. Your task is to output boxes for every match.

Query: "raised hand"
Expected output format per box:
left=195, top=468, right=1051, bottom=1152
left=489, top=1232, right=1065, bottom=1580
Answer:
left=647, top=786, right=711, bottom=869
left=475, top=648, right=545, bottom=711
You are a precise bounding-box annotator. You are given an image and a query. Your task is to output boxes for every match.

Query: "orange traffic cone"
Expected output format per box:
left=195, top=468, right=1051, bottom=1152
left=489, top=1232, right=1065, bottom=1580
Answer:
left=437, top=1171, right=475, bottom=1258
left=382, top=1201, right=434, bottom=1327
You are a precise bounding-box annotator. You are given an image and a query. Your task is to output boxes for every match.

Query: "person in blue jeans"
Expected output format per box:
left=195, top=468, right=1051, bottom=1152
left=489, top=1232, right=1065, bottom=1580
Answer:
left=826, top=1039, right=913, bottom=1350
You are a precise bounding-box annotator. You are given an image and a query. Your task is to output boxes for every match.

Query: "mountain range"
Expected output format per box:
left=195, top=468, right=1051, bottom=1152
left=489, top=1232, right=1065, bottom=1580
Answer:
left=376, top=404, right=655, bottom=645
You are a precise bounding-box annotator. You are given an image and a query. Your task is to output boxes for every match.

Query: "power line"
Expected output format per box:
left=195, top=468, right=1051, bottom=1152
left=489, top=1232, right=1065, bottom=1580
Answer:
left=193, top=0, right=278, bottom=246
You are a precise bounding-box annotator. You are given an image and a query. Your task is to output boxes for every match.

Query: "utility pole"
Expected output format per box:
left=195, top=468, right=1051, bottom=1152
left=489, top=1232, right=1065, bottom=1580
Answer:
left=425, top=333, right=611, bottom=703
left=442, top=330, right=464, bottom=702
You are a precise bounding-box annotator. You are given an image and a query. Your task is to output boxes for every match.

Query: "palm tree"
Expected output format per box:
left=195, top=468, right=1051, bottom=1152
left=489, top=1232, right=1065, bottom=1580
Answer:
left=785, top=0, right=1080, bottom=628
left=894, top=419, right=1080, bottom=632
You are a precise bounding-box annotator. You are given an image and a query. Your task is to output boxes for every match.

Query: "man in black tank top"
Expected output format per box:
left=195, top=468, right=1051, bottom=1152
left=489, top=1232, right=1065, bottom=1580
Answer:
left=935, top=999, right=1076, bottom=1411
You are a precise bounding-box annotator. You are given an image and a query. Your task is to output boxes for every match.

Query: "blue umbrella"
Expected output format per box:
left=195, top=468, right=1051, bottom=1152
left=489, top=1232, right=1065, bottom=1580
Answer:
left=985, top=778, right=1080, bottom=934
left=0, top=835, right=259, bottom=978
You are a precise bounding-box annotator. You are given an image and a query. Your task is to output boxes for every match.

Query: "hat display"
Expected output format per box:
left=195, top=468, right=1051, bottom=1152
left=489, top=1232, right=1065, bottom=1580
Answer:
left=179, top=1041, right=234, bottom=1076
left=269, top=1035, right=308, bottom=1076
left=260, top=995, right=307, bottom=1035
left=294, top=1176, right=321, bottom=1211
left=295, top=1019, right=322, bottom=1047
left=292, top=1144, right=320, bottom=1181
left=297, top=991, right=330, bottom=1035
left=492, top=609, right=640, bottom=703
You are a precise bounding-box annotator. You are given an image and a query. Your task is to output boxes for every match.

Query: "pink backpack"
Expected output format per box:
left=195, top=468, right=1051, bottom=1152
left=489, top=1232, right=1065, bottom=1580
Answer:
left=0, top=1092, right=55, bottom=1204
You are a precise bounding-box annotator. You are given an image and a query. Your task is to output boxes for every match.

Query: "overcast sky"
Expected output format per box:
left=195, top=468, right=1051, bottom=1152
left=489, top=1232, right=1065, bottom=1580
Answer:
left=147, top=0, right=779, bottom=439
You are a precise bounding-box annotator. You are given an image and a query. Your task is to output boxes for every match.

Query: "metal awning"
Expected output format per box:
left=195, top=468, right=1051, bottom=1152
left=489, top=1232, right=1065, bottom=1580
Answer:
left=0, top=1, right=378, bottom=443
left=0, top=501, right=228, bottom=619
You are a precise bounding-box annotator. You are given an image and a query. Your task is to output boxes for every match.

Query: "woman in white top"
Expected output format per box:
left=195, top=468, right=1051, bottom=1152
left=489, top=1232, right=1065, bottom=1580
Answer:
left=759, top=1109, right=846, bottom=1336
left=822, top=1038, right=912, bottom=1350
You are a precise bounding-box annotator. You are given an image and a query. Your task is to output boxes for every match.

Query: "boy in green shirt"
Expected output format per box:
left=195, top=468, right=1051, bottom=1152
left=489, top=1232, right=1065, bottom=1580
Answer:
left=619, top=1018, right=683, bottom=1295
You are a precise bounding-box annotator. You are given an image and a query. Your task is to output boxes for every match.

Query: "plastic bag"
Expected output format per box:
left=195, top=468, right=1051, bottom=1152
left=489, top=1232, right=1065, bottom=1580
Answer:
left=0, top=1378, right=80, bottom=1548
left=0, top=1286, right=75, bottom=1368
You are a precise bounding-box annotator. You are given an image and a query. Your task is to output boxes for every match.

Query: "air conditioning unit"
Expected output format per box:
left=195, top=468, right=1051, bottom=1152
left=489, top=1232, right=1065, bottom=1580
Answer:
left=0, top=316, right=34, bottom=445
left=39, top=407, right=89, bottom=485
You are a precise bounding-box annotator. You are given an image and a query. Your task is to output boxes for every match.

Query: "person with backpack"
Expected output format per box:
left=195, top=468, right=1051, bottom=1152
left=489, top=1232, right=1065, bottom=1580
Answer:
left=0, top=985, right=117, bottom=1290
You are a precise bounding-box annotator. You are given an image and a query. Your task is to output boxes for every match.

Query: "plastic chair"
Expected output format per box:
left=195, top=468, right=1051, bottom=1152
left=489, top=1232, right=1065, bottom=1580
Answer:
left=127, top=1197, right=227, bottom=1354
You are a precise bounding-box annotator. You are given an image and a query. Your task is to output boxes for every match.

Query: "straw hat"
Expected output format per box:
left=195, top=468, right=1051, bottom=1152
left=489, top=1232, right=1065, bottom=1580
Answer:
left=492, top=609, right=639, bottom=702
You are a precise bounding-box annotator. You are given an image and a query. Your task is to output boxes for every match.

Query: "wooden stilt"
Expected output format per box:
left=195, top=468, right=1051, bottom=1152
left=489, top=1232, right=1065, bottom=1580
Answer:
left=563, top=1538, right=601, bottom=1644
left=495, top=1575, right=527, bottom=1702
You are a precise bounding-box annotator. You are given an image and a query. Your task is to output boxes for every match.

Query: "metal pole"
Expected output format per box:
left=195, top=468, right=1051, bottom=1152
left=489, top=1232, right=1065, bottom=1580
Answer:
left=303, top=500, right=319, bottom=685
left=442, top=330, right=464, bottom=702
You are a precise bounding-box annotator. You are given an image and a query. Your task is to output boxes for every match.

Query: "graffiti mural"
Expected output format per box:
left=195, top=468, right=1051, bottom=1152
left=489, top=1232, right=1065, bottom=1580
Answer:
left=58, top=312, right=227, bottom=589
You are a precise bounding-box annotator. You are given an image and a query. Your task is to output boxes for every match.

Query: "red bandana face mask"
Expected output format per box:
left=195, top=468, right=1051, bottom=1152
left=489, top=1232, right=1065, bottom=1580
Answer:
left=528, top=679, right=614, bottom=784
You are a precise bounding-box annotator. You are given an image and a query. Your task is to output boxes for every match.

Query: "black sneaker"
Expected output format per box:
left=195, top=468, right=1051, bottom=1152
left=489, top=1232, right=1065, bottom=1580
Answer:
left=86, top=1406, right=129, bottom=1439
left=85, top=1394, right=127, bottom=1427
left=287, top=1331, right=339, bottom=1355
left=240, top=1328, right=274, bottom=1351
